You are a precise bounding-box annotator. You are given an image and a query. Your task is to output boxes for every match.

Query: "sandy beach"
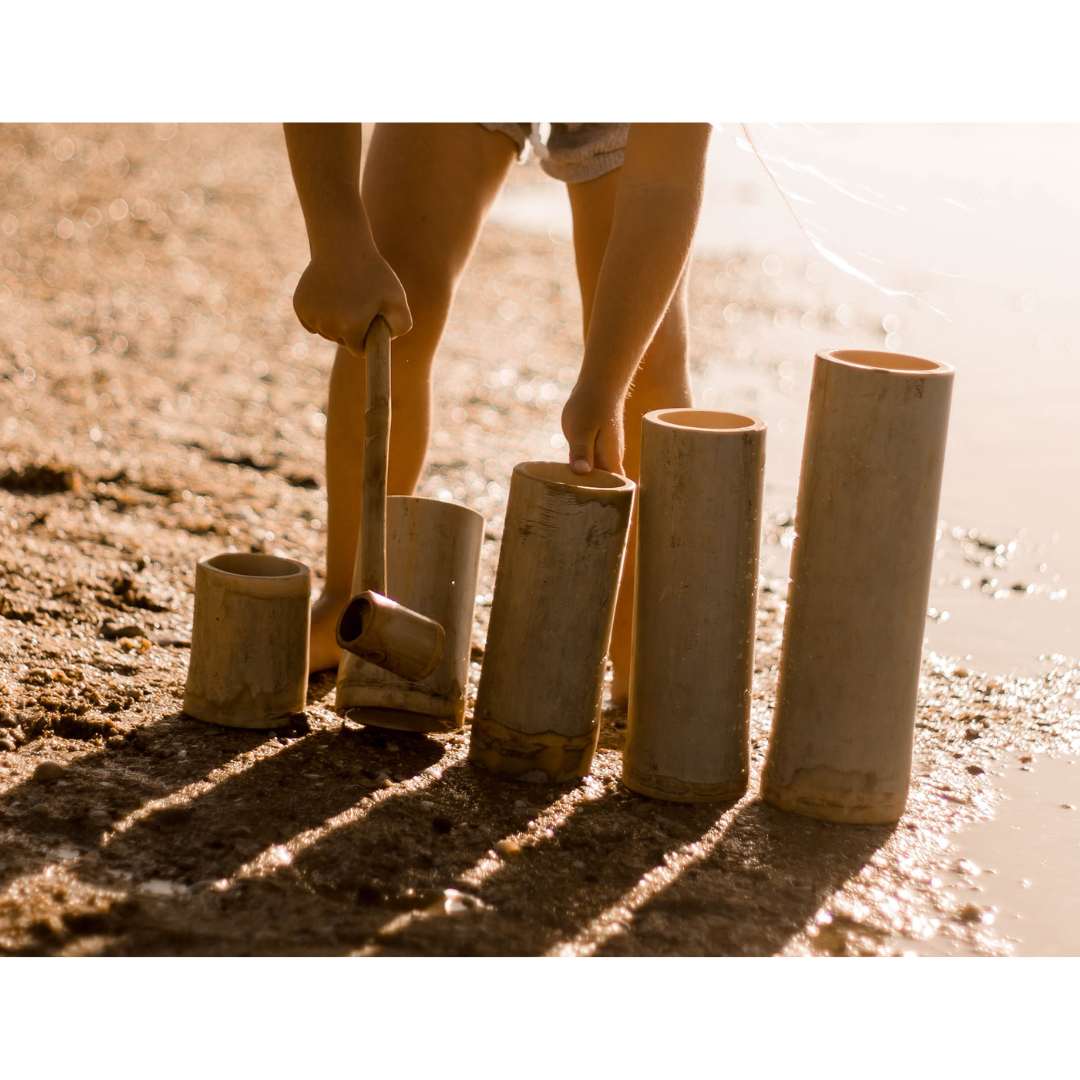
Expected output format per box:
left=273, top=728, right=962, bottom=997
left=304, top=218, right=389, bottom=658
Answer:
left=1, top=122, right=1078, bottom=955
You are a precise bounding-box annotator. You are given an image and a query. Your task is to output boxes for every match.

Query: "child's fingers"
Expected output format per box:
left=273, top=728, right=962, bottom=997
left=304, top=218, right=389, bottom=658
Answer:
left=340, top=321, right=371, bottom=360
left=566, top=427, right=595, bottom=475
left=381, top=297, right=413, bottom=338
left=593, top=425, right=624, bottom=475
left=294, top=310, right=317, bottom=337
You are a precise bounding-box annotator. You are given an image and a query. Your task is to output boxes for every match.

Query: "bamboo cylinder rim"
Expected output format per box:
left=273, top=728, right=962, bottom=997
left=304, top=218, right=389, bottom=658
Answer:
left=337, top=595, right=372, bottom=643
left=201, top=553, right=309, bottom=579
left=197, top=553, right=310, bottom=598
left=645, top=408, right=765, bottom=434
left=515, top=460, right=635, bottom=493
left=821, top=348, right=955, bottom=376
left=387, top=494, right=484, bottom=529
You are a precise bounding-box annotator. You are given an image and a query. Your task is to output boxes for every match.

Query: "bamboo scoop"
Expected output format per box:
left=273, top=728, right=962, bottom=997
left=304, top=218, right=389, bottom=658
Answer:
left=335, top=315, right=445, bottom=681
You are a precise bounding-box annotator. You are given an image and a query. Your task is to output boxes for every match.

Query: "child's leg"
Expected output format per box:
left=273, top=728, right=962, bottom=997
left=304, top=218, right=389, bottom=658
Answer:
left=311, top=123, right=517, bottom=673
left=567, top=171, right=693, bottom=705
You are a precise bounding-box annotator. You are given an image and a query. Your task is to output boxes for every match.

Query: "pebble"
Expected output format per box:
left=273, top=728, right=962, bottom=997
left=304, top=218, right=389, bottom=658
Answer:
left=957, top=902, right=987, bottom=923
left=0, top=735, right=16, bottom=753
left=437, top=889, right=490, bottom=914
left=386, top=743, right=400, bottom=753
left=138, top=879, right=189, bottom=898
left=513, top=799, right=527, bottom=808
left=86, top=809, right=112, bottom=827
left=33, top=761, right=67, bottom=783
left=494, top=839, right=522, bottom=859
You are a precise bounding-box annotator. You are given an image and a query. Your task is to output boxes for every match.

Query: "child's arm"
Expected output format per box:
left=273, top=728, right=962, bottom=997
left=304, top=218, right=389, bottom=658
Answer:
left=561, top=123, right=711, bottom=474
left=283, top=123, right=412, bottom=355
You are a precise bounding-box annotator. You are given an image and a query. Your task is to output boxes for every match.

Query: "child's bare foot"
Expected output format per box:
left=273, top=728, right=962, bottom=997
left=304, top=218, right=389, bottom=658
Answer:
left=309, top=591, right=348, bottom=674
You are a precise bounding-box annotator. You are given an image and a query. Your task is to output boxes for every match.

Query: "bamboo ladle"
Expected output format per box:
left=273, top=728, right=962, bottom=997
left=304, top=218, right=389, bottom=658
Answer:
left=335, top=315, right=445, bottom=681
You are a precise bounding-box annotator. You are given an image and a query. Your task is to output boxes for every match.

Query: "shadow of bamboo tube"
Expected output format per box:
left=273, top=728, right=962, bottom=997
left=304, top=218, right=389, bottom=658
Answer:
left=469, top=462, right=635, bottom=782
left=761, top=348, right=954, bottom=824
left=623, top=409, right=766, bottom=802
left=183, top=553, right=311, bottom=729
left=335, top=496, right=484, bottom=733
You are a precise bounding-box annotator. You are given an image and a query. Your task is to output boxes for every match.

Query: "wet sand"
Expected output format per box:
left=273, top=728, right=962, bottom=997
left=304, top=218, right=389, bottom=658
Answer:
left=1, top=122, right=1078, bottom=955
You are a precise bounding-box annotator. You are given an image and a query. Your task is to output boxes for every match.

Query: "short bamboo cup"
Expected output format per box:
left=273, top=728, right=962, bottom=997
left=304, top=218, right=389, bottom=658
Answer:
left=761, top=349, right=954, bottom=824
left=184, top=552, right=311, bottom=728
left=469, top=462, right=635, bottom=782
left=336, top=495, right=484, bottom=733
left=623, top=409, right=766, bottom=802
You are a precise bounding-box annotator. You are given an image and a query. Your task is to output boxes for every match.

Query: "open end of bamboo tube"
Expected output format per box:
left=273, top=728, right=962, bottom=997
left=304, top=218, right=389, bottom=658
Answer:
left=336, top=590, right=445, bottom=682
left=199, top=553, right=311, bottom=600
left=824, top=349, right=955, bottom=375
left=337, top=595, right=371, bottom=643
left=519, top=461, right=634, bottom=491
left=649, top=408, right=765, bottom=432
left=204, top=553, right=309, bottom=579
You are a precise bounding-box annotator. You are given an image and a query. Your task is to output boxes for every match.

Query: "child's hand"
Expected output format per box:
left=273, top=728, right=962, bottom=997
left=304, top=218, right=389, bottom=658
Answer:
left=561, top=378, right=625, bottom=476
left=292, top=240, right=412, bottom=359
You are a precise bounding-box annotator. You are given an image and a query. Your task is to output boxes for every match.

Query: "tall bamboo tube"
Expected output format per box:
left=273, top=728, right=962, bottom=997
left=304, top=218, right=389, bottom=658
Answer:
left=761, top=349, right=954, bottom=824
left=469, top=462, right=635, bottom=782
left=336, top=495, right=484, bottom=733
left=623, top=409, right=766, bottom=802
left=184, top=553, right=310, bottom=728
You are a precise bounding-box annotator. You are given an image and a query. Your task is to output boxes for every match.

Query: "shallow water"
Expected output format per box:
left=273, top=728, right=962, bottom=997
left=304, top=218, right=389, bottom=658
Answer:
left=942, top=755, right=1080, bottom=956
left=490, top=124, right=1080, bottom=676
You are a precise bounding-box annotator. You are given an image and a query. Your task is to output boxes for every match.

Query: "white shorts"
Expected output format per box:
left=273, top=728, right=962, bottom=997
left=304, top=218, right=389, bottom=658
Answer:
left=481, top=123, right=630, bottom=183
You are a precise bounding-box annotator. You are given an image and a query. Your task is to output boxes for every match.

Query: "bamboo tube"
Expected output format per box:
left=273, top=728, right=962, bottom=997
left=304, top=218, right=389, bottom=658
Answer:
left=469, top=462, right=635, bottom=782
left=183, top=553, right=311, bottom=728
left=336, top=495, right=484, bottom=733
left=361, top=316, right=391, bottom=598
left=339, top=315, right=446, bottom=682
left=622, top=409, right=766, bottom=802
left=337, top=591, right=445, bottom=682
left=761, top=349, right=955, bottom=824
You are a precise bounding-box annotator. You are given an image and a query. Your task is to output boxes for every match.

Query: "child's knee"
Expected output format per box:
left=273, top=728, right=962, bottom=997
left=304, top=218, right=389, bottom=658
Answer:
left=395, top=271, right=457, bottom=348
left=638, top=311, right=690, bottom=382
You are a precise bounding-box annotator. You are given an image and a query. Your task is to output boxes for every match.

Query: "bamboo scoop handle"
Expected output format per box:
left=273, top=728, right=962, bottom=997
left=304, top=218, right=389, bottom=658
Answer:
left=359, top=314, right=391, bottom=596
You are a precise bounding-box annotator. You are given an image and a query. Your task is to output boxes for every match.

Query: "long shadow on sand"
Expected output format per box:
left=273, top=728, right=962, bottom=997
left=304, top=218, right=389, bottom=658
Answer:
left=2, top=708, right=893, bottom=956
left=592, top=797, right=894, bottom=956
left=0, top=711, right=271, bottom=896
